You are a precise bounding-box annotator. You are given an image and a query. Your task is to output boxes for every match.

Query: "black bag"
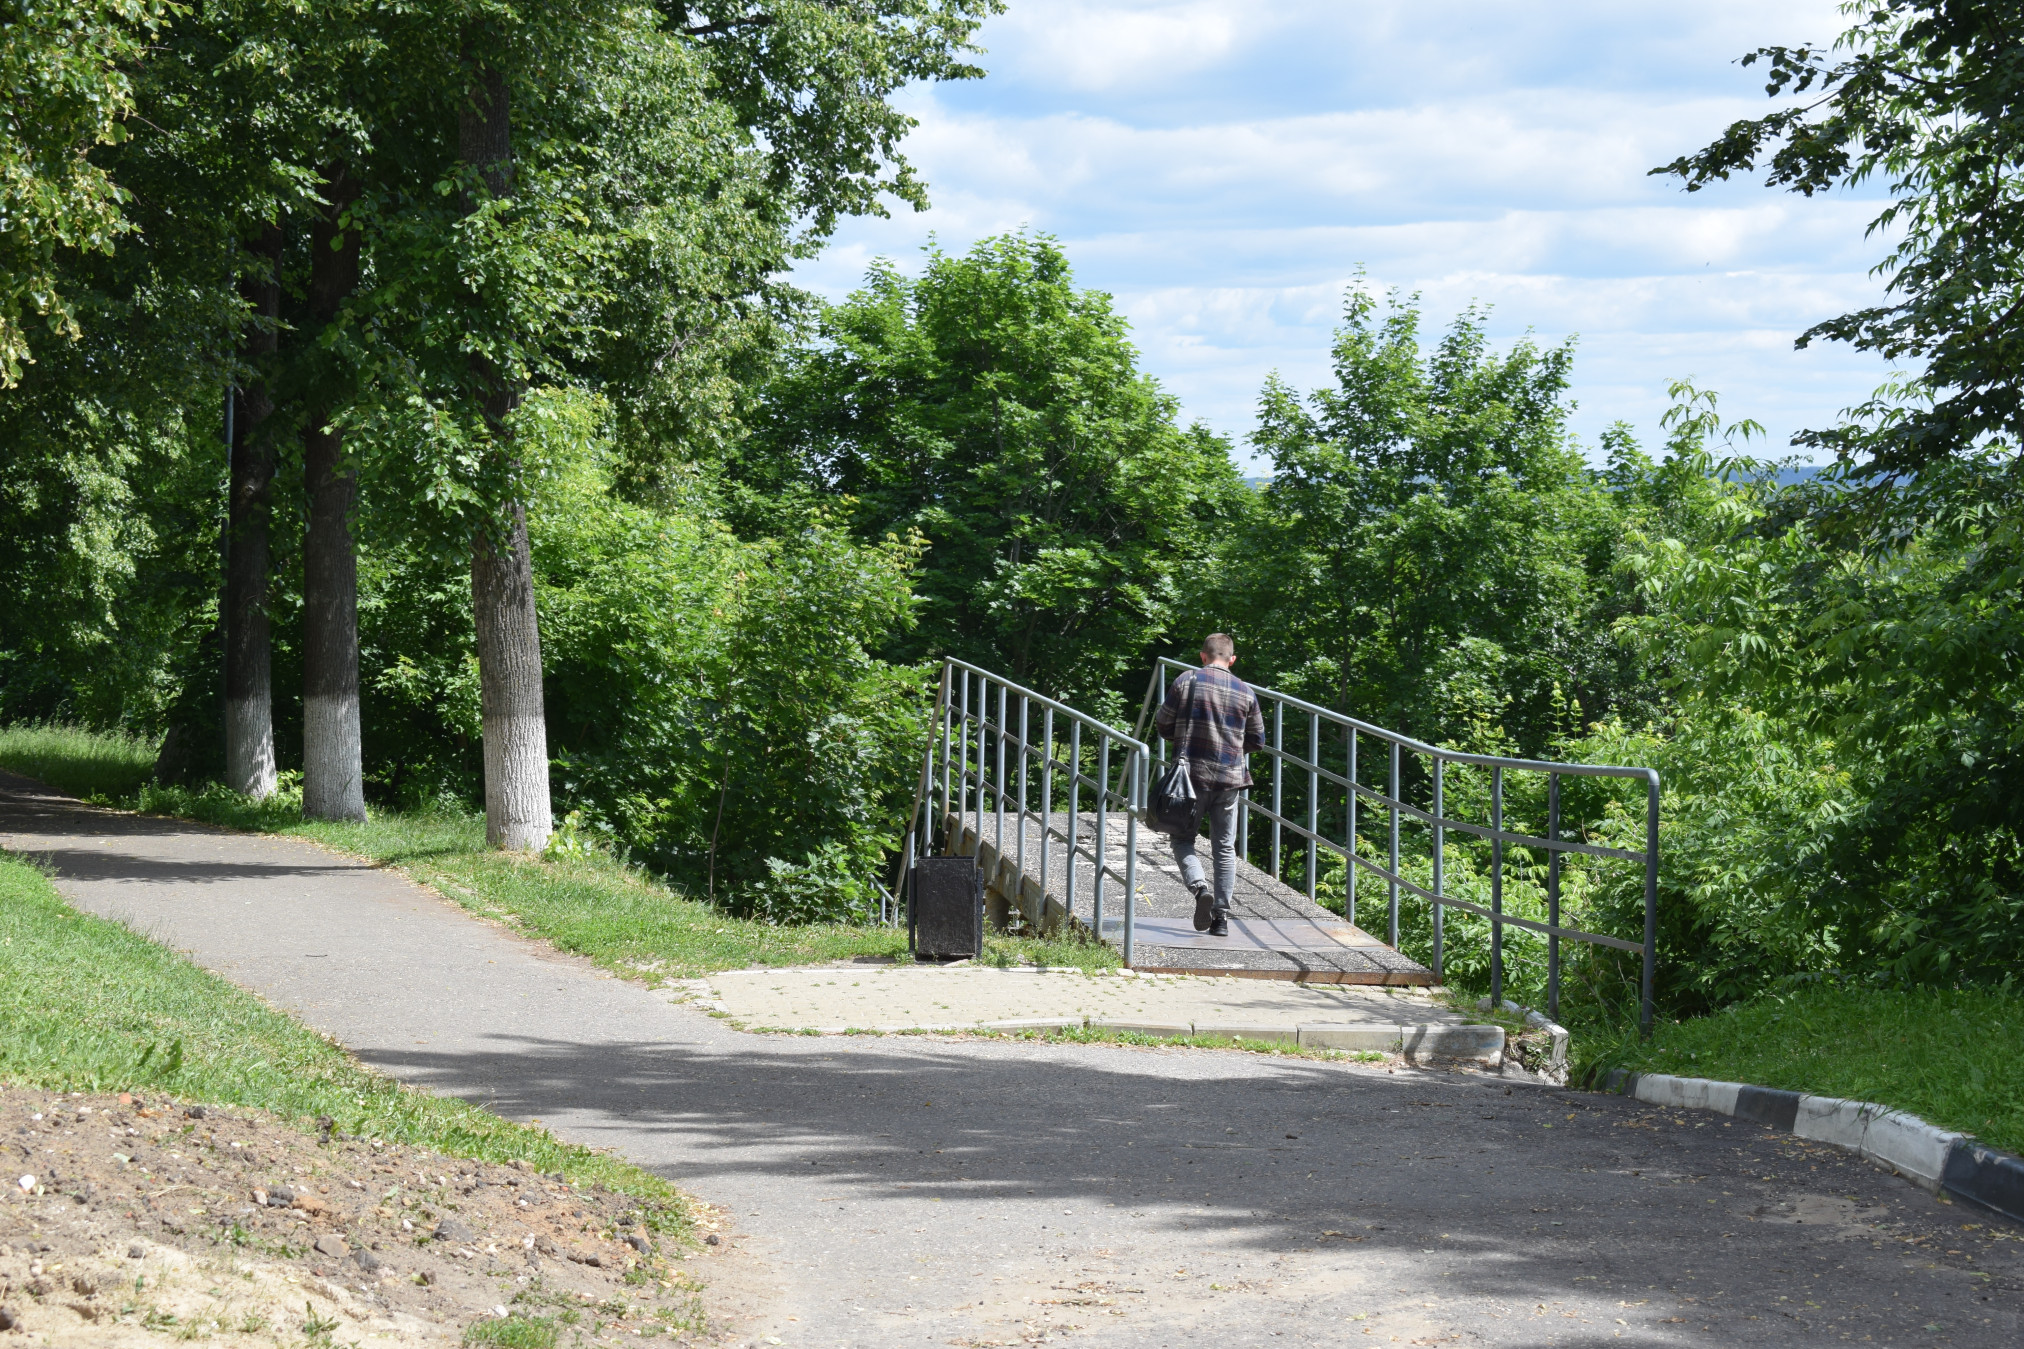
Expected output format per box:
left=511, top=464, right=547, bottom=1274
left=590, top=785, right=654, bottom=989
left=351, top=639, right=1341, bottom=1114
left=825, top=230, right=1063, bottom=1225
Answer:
left=1151, top=753, right=1201, bottom=837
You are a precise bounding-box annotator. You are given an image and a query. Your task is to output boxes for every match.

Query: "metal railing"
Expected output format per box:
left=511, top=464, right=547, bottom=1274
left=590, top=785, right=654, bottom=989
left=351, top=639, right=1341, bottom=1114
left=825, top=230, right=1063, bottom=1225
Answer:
left=1135, top=657, right=1661, bottom=1036
left=897, top=660, right=1149, bottom=964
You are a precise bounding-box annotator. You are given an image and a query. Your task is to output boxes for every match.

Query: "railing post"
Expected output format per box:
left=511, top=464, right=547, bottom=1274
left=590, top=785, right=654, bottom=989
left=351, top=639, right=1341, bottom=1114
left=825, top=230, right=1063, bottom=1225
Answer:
left=1347, top=728, right=1358, bottom=926
left=1066, top=720, right=1082, bottom=924
left=994, top=681, right=1007, bottom=869
left=1388, top=739, right=1401, bottom=949
left=1431, top=758, right=1444, bottom=979
left=1123, top=749, right=1140, bottom=967
left=973, top=673, right=986, bottom=852
left=1547, top=773, right=1561, bottom=1023
left=1094, top=734, right=1111, bottom=937
left=1016, top=694, right=1030, bottom=901
left=1040, top=705, right=1054, bottom=931
left=1271, top=700, right=1284, bottom=880
left=1490, top=764, right=1505, bottom=1011
left=1305, top=711, right=1320, bottom=902
left=958, top=669, right=972, bottom=846
left=1643, top=770, right=1660, bottom=1040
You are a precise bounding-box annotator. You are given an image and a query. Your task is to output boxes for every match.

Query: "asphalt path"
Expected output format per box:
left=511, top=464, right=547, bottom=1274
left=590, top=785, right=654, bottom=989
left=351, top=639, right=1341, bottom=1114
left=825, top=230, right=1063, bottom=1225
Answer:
left=2, top=772, right=2018, bottom=1348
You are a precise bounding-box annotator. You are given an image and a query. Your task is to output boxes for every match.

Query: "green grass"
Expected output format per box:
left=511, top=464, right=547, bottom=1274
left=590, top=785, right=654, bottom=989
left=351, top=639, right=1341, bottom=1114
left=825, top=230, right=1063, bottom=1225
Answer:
left=0, top=722, right=157, bottom=799
left=0, top=848, right=690, bottom=1225
left=463, top=1315, right=561, bottom=1349
left=1584, top=985, right=2024, bottom=1155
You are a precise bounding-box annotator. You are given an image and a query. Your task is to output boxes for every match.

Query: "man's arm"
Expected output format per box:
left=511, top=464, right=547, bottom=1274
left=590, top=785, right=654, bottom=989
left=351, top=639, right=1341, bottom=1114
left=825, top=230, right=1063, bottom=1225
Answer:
left=1242, top=691, right=1265, bottom=754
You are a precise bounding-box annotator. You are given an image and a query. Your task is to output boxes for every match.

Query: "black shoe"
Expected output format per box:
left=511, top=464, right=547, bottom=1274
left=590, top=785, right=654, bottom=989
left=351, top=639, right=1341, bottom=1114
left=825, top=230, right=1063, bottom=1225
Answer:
left=1208, top=913, right=1229, bottom=938
left=1191, top=886, right=1214, bottom=932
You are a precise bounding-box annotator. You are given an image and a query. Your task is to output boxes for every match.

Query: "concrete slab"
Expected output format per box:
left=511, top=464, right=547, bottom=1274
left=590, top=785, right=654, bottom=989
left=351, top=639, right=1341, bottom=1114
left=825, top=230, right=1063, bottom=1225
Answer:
left=1297, top=1024, right=1405, bottom=1052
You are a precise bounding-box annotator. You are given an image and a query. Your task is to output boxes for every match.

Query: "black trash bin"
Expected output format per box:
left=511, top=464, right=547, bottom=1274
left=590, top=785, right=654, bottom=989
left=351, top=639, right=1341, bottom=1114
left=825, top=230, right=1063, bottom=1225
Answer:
left=911, top=856, right=982, bottom=961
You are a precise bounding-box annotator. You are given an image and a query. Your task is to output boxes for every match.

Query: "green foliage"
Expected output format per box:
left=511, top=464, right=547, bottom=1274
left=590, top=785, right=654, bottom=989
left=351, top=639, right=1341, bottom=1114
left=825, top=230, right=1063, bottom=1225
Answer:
left=0, top=847, right=681, bottom=1203
left=742, top=233, right=1248, bottom=703
left=1655, top=1, right=2024, bottom=479
left=1604, top=450, right=2024, bottom=991
left=532, top=420, right=926, bottom=919
left=1221, top=289, right=1673, bottom=756
left=1584, top=984, right=2024, bottom=1155
left=0, top=0, right=173, bottom=383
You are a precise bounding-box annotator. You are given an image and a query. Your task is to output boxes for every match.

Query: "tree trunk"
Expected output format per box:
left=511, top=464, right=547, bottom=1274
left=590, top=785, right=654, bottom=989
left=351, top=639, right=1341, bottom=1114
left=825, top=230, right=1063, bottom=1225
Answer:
left=301, top=173, right=366, bottom=822
left=462, top=56, right=552, bottom=851
left=224, top=226, right=282, bottom=799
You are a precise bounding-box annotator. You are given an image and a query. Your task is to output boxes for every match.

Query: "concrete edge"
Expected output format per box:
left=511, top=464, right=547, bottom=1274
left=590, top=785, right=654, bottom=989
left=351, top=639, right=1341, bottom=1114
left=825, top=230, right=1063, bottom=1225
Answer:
left=1601, top=1069, right=2022, bottom=1226
left=755, top=1015, right=1504, bottom=1060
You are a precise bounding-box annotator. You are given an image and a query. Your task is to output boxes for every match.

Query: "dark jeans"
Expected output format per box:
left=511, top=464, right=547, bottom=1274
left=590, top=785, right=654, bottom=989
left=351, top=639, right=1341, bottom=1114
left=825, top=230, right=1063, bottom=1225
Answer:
left=1171, top=786, right=1241, bottom=912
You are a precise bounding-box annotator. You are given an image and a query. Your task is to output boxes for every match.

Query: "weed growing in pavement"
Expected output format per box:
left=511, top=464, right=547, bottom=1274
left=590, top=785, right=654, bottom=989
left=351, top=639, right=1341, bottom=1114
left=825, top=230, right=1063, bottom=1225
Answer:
left=976, top=927, right=1123, bottom=972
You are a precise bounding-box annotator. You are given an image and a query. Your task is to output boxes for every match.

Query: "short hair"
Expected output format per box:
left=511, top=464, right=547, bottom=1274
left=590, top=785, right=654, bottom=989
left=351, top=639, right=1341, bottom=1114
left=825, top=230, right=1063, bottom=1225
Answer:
left=1200, top=633, right=1235, bottom=661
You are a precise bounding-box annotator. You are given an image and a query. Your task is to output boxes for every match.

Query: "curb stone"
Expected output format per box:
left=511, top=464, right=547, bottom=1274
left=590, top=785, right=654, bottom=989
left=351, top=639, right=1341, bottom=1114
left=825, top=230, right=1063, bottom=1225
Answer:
left=1603, top=1070, right=2024, bottom=1227
left=769, top=1016, right=1506, bottom=1063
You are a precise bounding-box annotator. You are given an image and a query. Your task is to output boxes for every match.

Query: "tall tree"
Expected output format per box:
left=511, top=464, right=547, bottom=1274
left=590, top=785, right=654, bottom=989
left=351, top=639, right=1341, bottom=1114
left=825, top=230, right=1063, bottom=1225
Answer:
left=346, top=0, right=999, bottom=849
left=300, top=172, right=367, bottom=821
left=742, top=234, right=1244, bottom=702
left=457, top=48, right=551, bottom=849
left=224, top=226, right=283, bottom=798
left=1227, top=289, right=1625, bottom=753
left=1653, top=0, right=2024, bottom=482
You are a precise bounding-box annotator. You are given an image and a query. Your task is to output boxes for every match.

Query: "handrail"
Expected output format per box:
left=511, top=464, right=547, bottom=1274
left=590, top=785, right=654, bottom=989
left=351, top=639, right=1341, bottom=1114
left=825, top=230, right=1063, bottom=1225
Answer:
left=1135, top=656, right=1660, bottom=1037
left=900, top=659, right=1148, bottom=964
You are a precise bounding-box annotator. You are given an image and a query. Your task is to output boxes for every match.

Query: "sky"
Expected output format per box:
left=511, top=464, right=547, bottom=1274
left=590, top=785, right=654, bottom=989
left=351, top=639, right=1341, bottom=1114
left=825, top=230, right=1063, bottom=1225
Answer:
left=790, top=0, right=1900, bottom=471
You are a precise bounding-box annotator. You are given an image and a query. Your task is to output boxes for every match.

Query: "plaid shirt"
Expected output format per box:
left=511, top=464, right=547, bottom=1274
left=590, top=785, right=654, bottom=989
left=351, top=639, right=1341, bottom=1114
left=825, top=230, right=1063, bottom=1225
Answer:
left=1154, top=665, right=1265, bottom=790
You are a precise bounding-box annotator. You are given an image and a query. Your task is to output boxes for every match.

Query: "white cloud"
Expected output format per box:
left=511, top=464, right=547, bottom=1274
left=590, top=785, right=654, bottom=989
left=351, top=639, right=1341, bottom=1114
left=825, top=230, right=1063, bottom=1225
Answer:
left=997, top=2, right=1245, bottom=92
left=794, top=0, right=1890, bottom=464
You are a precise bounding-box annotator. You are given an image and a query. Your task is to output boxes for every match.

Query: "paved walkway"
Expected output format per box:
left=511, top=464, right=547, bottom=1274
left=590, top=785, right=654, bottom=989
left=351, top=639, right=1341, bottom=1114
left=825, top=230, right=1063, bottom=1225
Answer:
left=2, top=771, right=2018, bottom=1348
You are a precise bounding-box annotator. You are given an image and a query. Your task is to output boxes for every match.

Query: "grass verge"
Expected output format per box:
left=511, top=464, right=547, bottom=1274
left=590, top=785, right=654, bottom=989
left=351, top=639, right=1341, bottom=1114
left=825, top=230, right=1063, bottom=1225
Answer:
left=0, top=849, right=687, bottom=1222
left=0, top=722, right=157, bottom=799
left=1581, top=985, right=2024, bottom=1155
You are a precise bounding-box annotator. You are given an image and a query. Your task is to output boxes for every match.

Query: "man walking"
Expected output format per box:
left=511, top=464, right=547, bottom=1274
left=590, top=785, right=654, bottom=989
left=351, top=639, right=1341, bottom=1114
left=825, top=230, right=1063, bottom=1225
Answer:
left=1154, top=633, right=1265, bottom=936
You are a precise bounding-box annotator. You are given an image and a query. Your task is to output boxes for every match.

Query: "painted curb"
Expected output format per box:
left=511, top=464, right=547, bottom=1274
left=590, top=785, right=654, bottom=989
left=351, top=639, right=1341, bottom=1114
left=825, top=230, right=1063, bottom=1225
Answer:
left=1604, top=1070, right=2023, bottom=1226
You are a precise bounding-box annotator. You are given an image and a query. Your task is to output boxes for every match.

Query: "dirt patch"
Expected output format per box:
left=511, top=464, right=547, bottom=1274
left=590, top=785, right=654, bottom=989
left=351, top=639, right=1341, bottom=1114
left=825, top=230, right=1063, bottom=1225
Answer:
left=0, top=1085, right=740, bottom=1346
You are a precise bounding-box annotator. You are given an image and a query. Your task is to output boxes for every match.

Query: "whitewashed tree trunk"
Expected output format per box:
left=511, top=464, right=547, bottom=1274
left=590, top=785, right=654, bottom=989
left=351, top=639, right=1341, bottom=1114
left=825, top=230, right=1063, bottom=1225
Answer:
left=462, top=56, right=551, bottom=851
left=472, top=506, right=551, bottom=850
left=224, top=227, right=281, bottom=799
left=301, top=173, right=366, bottom=822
